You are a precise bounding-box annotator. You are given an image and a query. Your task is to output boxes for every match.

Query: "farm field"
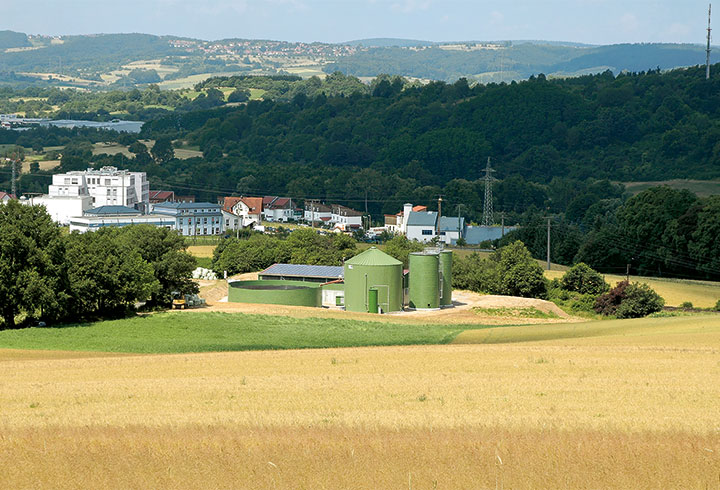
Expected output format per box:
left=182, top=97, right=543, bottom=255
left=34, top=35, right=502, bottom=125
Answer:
left=1, top=314, right=719, bottom=488
left=546, top=270, right=720, bottom=308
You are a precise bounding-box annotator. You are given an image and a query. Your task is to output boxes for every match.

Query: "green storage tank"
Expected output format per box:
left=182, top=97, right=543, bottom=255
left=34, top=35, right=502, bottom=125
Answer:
left=408, top=252, right=440, bottom=310
left=228, top=280, right=321, bottom=307
left=439, top=250, right=453, bottom=307
left=344, top=247, right=403, bottom=313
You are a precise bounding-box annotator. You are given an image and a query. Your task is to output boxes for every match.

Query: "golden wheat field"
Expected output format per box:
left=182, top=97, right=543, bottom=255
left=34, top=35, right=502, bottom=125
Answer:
left=1, top=315, right=720, bottom=488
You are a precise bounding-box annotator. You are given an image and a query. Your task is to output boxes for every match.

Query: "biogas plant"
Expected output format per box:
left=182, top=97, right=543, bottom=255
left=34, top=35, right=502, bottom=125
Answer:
left=227, top=247, right=453, bottom=313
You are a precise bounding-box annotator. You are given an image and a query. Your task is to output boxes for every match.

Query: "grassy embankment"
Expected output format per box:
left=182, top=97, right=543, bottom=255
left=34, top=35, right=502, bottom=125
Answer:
left=1, top=314, right=719, bottom=488
left=0, top=312, right=472, bottom=353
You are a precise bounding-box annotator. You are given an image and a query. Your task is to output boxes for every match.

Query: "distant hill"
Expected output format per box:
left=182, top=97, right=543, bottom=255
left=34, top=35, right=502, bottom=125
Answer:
left=0, top=30, right=31, bottom=50
left=1, top=30, right=719, bottom=88
left=344, top=38, right=436, bottom=47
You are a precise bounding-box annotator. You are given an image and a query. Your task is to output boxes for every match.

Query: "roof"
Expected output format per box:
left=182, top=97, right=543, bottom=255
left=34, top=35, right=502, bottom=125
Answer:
left=241, top=197, right=263, bottom=213
left=344, top=247, right=402, bottom=266
left=153, top=201, right=220, bottom=210
left=0, top=191, right=16, bottom=200
left=406, top=211, right=438, bottom=227
left=223, top=196, right=243, bottom=214
left=395, top=205, right=427, bottom=217
left=85, top=205, right=141, bottom=216
left=439, top=216, right=465, bottom=232
left=333, top=204, right=363, bottom=217
left=266, top=197, right=292, bottom=209
left=149, top=190, right=174, bottom=201
left=464, top=225, right=518, bottom=245
left=260, top=263, right=344, bottom=279
left=307, top=203, right=332, bottom=213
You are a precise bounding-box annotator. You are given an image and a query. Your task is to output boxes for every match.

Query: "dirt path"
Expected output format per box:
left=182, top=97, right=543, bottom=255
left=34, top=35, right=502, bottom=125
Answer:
left=190, top=279, right=583, bottom=325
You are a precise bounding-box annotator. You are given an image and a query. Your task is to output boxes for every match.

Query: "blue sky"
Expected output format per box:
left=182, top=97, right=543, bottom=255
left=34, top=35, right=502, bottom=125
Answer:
left=3, top=0, right=714, bottom=45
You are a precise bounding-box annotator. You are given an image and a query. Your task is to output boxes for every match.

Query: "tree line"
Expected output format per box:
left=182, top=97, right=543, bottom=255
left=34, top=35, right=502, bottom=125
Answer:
left=0, top=201, right=197, bottom=329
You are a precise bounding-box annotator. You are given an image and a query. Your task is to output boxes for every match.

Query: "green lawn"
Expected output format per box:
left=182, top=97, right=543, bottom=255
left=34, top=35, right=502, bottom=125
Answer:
left=0, top=312, right=478, bottom=354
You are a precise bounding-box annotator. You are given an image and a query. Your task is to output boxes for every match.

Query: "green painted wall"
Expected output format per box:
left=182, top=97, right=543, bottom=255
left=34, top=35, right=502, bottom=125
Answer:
left=439, top=251, right=453, bottom=307
left=408, top=252, right=440, bottom=310
left=228, top=280, right=321, bottom=307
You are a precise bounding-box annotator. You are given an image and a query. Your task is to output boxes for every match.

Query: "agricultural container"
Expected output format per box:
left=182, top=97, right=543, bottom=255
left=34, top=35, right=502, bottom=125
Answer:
left=343, top=247, right=403, bottom=313
left=439, top=250, right=453, bottom=307
left=408, top=252, right=440, bottom=310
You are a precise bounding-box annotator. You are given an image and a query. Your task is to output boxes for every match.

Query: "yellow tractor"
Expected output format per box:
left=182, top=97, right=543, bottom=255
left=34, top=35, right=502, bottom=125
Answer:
left=171, top=292, right=206, bottom=309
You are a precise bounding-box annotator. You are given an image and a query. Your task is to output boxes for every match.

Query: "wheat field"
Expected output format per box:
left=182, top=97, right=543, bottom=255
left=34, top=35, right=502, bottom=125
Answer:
left=1, top=315, right=720, bottom=488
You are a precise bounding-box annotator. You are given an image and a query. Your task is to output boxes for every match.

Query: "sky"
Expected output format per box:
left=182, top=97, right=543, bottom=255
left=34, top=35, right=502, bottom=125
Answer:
left=2, top=0, right=715, bottom=45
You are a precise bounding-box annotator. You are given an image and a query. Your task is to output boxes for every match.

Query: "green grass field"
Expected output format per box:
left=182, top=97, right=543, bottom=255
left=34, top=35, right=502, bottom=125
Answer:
left=0, top=311, right=716, bottom=354
left=0, top=312, right=473, bottom=354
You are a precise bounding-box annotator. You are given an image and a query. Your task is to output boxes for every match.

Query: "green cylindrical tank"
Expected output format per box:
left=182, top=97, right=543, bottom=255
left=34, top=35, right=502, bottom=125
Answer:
left=409, top=252, right=440, bottom=310
left=344, top=247, right=403, bottom=313
left=228, top=280, right=320, bottom=307
left=439, top=250, right=453, bottom=307
left=368, top=288, right=378, bottom=314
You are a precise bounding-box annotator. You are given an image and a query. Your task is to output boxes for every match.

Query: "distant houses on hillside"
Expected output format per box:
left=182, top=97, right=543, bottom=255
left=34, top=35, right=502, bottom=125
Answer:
left=381, top=202, right=515, bottom=245
left=10, top=167, right=511, bottom=243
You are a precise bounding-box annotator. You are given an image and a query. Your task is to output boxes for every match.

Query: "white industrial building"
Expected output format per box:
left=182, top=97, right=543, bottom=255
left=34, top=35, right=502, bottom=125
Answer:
left=22, top=194, right=94, bottom=225
left=49, top=166, right=150, bottom=212
left=68, top=206, right=176, bottom=233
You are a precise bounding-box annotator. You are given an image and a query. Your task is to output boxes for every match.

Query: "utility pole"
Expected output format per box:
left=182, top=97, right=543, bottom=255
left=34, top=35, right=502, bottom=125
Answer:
left=546, top=216, right=552, bottom=271
left=10, top=157, right=16, bottom=197
left=437, top=196, right=443, bottom=245
left=707, top=4, right=713, bottom=80
left=482, top=157, right=495, bottom=226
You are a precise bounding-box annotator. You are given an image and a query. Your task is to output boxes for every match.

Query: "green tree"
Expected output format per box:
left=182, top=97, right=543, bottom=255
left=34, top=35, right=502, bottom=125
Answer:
left=492, top=241, right=548, bottom=298
left=119, top=225, right=198, bottom=305
left=383, top=235, right=424, bottom=267
left=0, top=201, right=67, bottom=329
left=128, top=141, right=152, bottom=165
left=65, top=229, right=159, bottom=317
left=151, top=137, right=174, bottom=164
left=560, top=262, right=609, bottom=296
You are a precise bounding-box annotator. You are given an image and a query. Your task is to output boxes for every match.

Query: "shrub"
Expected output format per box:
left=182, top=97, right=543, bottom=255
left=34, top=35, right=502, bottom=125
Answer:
left=715, top=299, right=720, bottom=312
left=560, top=263, right=609, bottom=296
left=680, top=301, right=694, bottom=309
left=594, top=281, right=665, bottom=318
left=493, top=241, right=548, bottom=298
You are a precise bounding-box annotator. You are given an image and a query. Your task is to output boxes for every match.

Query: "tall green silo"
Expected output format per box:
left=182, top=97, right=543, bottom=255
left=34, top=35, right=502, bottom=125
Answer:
left=344, top=247, right=403, bottom=313
left=439, top=250, right=453, bottom=307
left=408, top=252, right=440, bottom=310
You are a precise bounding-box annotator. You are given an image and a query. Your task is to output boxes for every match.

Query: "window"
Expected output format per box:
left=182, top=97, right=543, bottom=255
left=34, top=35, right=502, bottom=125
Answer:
left=105, top=179, right=111, bottom=186
left=421, top=229, right=433, bottom=236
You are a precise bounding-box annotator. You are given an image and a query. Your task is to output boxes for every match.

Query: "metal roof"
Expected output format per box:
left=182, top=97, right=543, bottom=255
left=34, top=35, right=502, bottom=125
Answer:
left=464, top=225, right=518, bottom=245
left=439, top=216, right=465, bottom=232
left=153, top=201, right=221, bottom=210
left=85, top=205, right=140, bottom=216
left=260, top=263, right=344, bottom=279
left=344, top=247, right=402, bottom=266
left=406, top=211, right=438, bottom=227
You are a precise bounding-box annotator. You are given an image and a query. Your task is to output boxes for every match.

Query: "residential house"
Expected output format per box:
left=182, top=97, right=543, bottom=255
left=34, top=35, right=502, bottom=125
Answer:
left=151, top=201, right=223, bottom=236
left=304, top=202, right=332, bottom=225
left=405, top=210, right=439, bottom=243
left=262, top=196, right=296, bottom=222
left=222, top=196, right=263, bottom=230
left=0, top=191, right=16, bottom=204
left=331, top=204, right=363, bottom=231
left=384, top=203, right=427, bottom=234
left=438, top=216, right=465, bottom=245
